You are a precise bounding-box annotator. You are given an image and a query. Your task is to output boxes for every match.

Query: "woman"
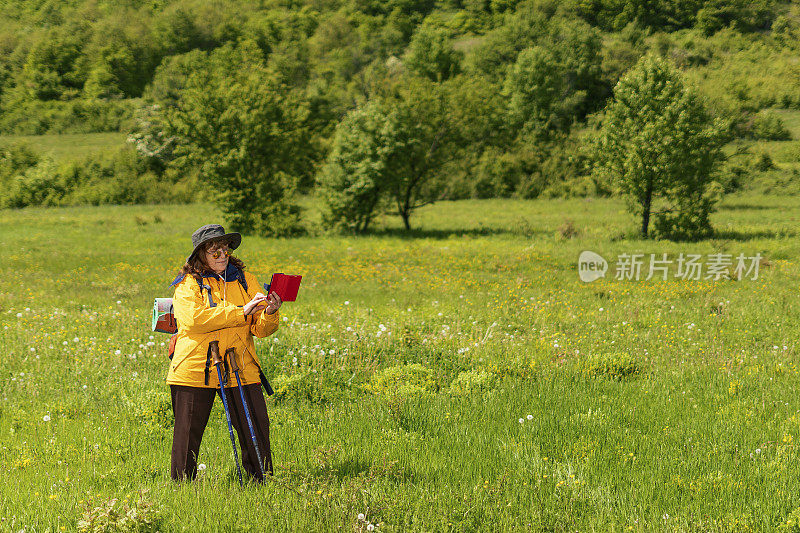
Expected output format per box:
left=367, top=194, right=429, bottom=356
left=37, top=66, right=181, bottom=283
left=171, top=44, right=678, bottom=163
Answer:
left=167, top=223, right=282, bottom=482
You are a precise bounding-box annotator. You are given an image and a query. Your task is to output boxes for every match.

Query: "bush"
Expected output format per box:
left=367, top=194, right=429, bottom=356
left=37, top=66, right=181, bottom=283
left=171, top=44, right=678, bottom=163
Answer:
left=580, top=351, right=641, bottom=380
left=447, top=369, right=496, bottom=395
left=270, top=372, right=316, bottom=404
left=367, top=363, right=436, bottom=399
left=0, top=98, right=136, bottom=135
left=130, top=389, right=173, bottom=430
left=0, top=145, right=195, bottom=208
left=750, top=111, right=791, bottom=141
left=78, top=490, right=162, bottom=533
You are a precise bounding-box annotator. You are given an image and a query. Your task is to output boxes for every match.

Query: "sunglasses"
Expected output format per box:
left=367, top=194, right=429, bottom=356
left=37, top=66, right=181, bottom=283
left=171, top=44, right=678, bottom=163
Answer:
left=206, top=245, right=231, bottom=259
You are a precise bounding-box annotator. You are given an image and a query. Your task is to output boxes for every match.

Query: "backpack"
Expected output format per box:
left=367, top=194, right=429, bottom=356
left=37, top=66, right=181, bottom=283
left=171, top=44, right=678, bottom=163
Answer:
left=152, top=266, right=250, bottom=359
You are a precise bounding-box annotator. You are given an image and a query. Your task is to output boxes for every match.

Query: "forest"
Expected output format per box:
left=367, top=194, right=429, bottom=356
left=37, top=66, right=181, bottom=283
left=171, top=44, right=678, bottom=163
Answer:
left=0, top=0, right=798, bottom=235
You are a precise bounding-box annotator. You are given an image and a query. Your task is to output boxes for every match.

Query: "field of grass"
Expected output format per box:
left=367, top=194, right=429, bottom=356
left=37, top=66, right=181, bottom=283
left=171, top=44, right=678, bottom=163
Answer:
left=2, top=194, right=800, bottom=531
left=0, top=132, right=127, bottom=161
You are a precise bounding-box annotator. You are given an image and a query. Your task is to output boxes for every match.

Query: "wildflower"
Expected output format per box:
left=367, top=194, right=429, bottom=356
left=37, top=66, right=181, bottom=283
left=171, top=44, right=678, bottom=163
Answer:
left=73, top=337, right=79, bottom=343
left=292, top=357, right=298, bottom=366
left=43, top=414, right=52, bottom=422
left=116, top=300, right=122, bottom=305
left=358, top=513, right=365, bottom=521
left=519, top=418, right=524, bottom=424
left=16, top=312, right=22, bottom=317
left=367, top=524, right=374, bottom=531
left=344, top=301, right=350, bottom=305
left=599, top=308, right=604, bottom=312
left=62, top=341, right=68, bottom=345
left=527, top=414, right=533, bottom=420
left=198, top=463, right=207, bottom=471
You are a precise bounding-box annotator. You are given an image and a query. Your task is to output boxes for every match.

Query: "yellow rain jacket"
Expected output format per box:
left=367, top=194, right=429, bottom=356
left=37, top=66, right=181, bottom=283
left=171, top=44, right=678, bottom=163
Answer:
left=166, top=263, right=279, bottom=388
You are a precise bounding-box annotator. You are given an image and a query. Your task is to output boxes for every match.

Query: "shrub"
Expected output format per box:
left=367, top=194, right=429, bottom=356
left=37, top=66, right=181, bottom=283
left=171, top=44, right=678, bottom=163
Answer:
left=270, top=372, right=315, bottom=404
left=368, top=363, right=436, bottom=399
left=750, top=111, right=791, bottom=141
left=447, top=369, right=496, bottom=395
left=580, top=351, right=641, bottom=380
left=78, top=490, right=162, bottom=533
left=128, top=389, right=173, bottom=431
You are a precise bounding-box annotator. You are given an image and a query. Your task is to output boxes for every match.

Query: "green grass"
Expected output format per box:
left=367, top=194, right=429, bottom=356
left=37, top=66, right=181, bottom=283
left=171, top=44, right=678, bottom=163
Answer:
left=0, top=132, right=127, bottom=161
left=2, top=195, right=800, bottom=531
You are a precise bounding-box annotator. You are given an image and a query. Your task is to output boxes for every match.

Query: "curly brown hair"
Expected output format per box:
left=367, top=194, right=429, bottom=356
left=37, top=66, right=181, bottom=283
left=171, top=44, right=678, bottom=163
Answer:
left=178, top=239, right=246, bottom=286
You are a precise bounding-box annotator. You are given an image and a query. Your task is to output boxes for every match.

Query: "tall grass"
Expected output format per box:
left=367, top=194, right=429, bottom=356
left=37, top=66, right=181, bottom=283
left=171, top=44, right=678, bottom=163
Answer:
left=1, top=196, right=800, bottom=531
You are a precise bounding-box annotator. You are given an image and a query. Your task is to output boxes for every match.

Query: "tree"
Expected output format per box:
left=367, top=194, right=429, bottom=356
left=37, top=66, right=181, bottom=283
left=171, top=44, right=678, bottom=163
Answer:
left=318, top=100, right=396, bottom=233
left=593, top=54, right=727, bottom=240
left=163, top=41, right=314, bottom=237
left=404, top=25, right=463, bottom=82
left=320, top=74, right=454, bottom=232
left=504, top=46, right=564, bottom=137
left=379, top=75, right=452, bottom=230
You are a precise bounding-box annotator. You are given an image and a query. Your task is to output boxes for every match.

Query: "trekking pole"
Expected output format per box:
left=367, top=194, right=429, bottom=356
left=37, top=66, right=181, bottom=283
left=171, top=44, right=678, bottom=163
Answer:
left=226, top=347, right=267, bottom=479
left=210, top=341, right=244, bottom=487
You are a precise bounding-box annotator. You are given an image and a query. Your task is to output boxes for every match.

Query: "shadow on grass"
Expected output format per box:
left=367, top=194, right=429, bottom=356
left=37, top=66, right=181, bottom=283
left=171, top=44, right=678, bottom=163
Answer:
left=330, top=457, right=416, bottom=483
left=717, top=203, right=773, bottom=211
left=360, top=226, right=548, bottom=239
left=711, top=228, right=797, bottom=241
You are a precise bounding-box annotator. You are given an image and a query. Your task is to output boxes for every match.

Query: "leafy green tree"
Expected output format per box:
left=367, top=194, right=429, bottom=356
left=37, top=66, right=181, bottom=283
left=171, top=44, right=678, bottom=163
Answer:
left=379, top=75, right=453, bottom=230
left=593, top=54, right=727, bottom=240
left=504, top=46, right=564, bottom=136
left=321, top=74, right=455, bottom=232
left=318, top=100, right=395, bottom=233
left=404, top=25, right=463, bottom=82
left=163, top=41, right=314, bottom=237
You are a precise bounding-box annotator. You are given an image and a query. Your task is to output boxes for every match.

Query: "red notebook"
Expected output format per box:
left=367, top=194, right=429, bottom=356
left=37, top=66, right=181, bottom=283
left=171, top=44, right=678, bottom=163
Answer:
left=264, top=273, right=302, bottom=302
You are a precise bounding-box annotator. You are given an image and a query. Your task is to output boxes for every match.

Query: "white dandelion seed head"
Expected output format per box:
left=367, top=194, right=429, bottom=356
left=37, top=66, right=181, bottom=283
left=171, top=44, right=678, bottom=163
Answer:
left=357, top=513, right=365, bottom=521
left=43, top=415, right=51, bottom=422
left=198, top=463, right=207, bottom=471
left=518, top=418, right=524, bottom=424
left=527, top=414, right=533, bottom=420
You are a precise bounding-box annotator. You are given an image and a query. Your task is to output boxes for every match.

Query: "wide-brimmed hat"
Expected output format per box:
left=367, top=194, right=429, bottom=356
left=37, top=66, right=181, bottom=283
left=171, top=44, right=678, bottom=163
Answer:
left=187, top=224, right=241, bottom=262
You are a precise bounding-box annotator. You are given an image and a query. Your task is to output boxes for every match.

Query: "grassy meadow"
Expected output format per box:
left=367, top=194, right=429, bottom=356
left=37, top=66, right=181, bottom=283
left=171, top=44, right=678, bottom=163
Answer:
left=2, top=194, right=800, bottom=531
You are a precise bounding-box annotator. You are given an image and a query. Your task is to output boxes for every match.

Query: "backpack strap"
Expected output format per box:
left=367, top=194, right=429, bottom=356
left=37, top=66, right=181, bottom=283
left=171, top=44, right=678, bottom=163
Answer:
left=237, top=267, right=248, bottom=292
left=204, top=343, right=213, bottom=386
left=253, top=360, right=274, bottom=396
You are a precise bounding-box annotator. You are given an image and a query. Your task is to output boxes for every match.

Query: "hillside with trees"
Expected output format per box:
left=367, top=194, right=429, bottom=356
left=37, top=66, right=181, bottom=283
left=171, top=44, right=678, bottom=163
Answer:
left=1, top=0, right=798, bottom=236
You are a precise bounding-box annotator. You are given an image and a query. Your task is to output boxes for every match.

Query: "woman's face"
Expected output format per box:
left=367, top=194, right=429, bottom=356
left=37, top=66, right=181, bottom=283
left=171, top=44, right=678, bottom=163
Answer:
left=204, top=240, right=230, bottom=275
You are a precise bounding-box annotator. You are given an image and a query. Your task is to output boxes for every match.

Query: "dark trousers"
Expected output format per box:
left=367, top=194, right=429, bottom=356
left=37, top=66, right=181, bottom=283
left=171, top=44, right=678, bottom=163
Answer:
left=170, top=383, right=273, bottom=482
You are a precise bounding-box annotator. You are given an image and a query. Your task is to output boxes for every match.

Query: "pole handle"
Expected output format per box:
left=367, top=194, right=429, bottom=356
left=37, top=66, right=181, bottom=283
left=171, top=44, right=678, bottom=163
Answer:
left=209, top=340, right=222, bottom=366
left=226, top=347, right=240, bottom=373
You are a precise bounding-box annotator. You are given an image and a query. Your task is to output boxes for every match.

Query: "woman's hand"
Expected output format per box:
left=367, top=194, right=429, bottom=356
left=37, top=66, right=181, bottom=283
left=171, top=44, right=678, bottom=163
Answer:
left=243, top=293, right=268, bottom=316
left=264, top=291, right=282, bottom=315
